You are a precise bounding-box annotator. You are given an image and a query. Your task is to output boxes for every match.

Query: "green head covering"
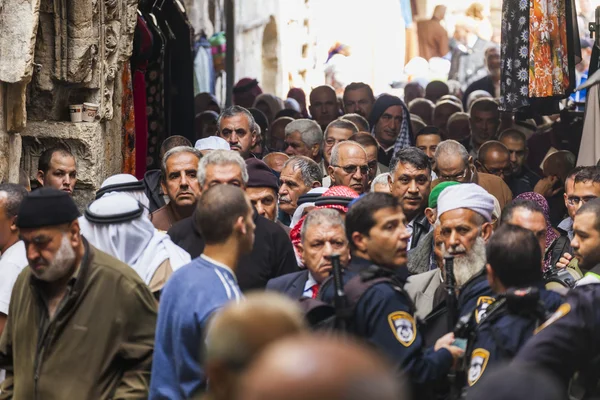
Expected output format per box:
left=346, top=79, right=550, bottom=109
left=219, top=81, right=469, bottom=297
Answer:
left=429, top=181, right=461, bottom=209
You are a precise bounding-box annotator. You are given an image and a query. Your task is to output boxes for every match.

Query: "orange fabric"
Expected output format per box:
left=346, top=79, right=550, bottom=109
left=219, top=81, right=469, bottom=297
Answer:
left=121, top=65, right=136, bottom=175
left=528, top=0, right=570, bottom=97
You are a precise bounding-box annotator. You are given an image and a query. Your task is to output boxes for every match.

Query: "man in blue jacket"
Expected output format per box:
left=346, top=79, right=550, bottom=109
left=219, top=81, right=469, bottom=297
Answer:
left=150, top=184, right=255, bottom=399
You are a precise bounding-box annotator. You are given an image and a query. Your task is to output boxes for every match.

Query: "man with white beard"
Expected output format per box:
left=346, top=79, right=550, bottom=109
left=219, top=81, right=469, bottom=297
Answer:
left=420, top=183, right=496, bottom=346
left=0, top=188, right=157, bottom=398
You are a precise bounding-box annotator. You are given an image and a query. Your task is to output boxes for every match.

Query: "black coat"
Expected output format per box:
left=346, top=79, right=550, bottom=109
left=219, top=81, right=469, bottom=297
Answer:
left=168, top=210, right=299, bottom=292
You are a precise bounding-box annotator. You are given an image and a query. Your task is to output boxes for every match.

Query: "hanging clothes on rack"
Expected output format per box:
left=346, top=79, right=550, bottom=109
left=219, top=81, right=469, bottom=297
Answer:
left=193, top=34, right=215, bottom=96
left=144, top=11, right=167, bottom=171
left=500, top=0, right=582, bottom=115
left=131, top=14, right=154, bottom=179
left=153, top=0, right=195, bottom=144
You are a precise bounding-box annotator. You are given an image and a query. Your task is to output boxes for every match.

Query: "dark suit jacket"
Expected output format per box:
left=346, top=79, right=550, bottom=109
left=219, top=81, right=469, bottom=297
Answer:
left=266, top=270, right=309, bottom=300
left=410, top=213, right=431, bottom=251
left=462, top=75, right=496, bottom=110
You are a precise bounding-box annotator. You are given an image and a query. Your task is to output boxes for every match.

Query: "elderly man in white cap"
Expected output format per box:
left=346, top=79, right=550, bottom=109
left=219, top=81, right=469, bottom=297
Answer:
left=417, top=183, right=497, bottom=346
left=79, top=193, right=191, bottom=297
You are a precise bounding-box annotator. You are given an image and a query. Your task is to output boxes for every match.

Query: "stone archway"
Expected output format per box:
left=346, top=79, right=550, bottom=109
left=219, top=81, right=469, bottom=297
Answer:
left=262, top=16, right=279, bottom=95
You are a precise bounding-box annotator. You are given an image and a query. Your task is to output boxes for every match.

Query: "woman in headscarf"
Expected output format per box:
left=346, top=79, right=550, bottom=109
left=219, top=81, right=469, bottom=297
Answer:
left=513, top=192, right=568, bottom=272
left=287, top=88, right=309, bottom=118
left=253, top=94, right=284, bottom=125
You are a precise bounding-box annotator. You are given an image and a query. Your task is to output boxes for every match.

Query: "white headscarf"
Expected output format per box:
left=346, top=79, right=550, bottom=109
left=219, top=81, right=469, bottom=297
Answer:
left=290, top=187, right=328, bottom=229
left=99, top=174, right=151, bottom=218
left=80, top=195, right=191, bottom=284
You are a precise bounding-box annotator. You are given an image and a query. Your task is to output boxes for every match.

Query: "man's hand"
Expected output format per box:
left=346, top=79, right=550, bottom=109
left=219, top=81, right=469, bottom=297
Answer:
left=435, top=332, right=455, bottom=351
left=557, top=252, right=573, bottom=269
left=442, top=345, right=466, bottom=361
left=534, top=176, right=562, bottom=198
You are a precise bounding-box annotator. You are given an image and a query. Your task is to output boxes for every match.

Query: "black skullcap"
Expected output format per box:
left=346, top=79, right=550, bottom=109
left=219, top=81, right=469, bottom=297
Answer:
left=246, top=158, right=279, bottom=192
left=17, top=188, right=81, bottom=229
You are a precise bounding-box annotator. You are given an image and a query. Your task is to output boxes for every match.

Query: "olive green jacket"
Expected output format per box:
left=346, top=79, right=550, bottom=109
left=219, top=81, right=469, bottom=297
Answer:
left=0, top=240, right=157, bottom=400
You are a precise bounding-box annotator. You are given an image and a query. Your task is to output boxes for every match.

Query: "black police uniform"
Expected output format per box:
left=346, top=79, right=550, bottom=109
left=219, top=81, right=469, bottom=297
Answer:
left=515, top=266, right=600, bottom=397
left=465, top=285, right=563, bottom=389
left=321, top=256, right=454, bottom=385
left=423, top=269, right=496, bottom=347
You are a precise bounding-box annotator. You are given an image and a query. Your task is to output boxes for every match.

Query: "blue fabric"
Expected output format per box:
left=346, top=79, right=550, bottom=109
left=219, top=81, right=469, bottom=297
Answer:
left=399, top=0, right=413, bottom=27
left=149, top=256, right=242, bottom=399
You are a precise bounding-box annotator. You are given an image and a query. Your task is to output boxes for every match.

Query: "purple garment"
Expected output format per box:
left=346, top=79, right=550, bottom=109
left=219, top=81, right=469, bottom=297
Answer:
left=514, top=192, right=560, bottom=271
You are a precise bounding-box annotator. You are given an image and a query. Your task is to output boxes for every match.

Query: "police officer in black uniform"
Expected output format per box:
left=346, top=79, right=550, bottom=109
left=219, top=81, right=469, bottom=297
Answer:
left=463, top=224, right=562, bottom=390
left=515, top=199, right=600, bottom=398
left=322, top=193, right=464, bottom=390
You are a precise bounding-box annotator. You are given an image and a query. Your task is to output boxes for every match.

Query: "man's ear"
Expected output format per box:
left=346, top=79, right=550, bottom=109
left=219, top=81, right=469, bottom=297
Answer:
left=328, top=166, right=336, bottom=184
left=351, top=232, right=367, bottom=253
left=387, top=174, right=394, bottom=192
left=236, top=216, right=246, bottom=236
left=468, top=156, right=474, bottom=167
left=481, top=221, right=493, bottom=242
left=297, top=242, right=305, bottom=265
left=424, top=207, right=436, bottom=225
left=311, top=181, right=322, bottom=188
left=69, top=220, right=82, bottom=246
left=251, top=130, right=258, bottom=148
left=311, top=144, right=320, bottom=159
left=9, top=216, right=17, bottom=234
left=36, top=170, right=45, bottom=187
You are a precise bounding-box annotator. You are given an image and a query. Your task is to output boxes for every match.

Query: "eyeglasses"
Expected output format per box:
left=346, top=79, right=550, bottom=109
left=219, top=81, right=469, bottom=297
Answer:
left=368, top=160, right=378, bottom=171
left=567, top=196, right=598, bottom=206
left=438, top=166, right=469, bottom=182
left=480, top=164, right=512, bottom=177
left=332, top=164, right=369, bottom=175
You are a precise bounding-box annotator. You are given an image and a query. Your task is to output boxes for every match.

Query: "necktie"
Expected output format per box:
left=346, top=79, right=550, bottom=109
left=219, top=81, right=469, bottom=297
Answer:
left=311, top=283, right=320, bottom=299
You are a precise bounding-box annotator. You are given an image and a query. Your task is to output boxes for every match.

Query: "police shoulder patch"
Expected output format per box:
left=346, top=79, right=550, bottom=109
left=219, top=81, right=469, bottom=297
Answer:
left=387, top=311, right=416, bottom=347
left=475, top=296, right=495, bottom=323
left=534, top=303, right=571, bottom=334
left=468, top=348, right=490, bottom=386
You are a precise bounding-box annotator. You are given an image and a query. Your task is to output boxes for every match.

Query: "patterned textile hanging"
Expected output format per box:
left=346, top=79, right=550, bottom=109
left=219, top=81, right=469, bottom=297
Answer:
left=121, top=64, right=136, bottom=176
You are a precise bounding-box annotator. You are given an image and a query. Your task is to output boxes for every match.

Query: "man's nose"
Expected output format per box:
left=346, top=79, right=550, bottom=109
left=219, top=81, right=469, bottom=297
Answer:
left=323, top=241, right=333, bottom=255
left=408, top=180, right=418, bottom=192
left=230, top=132, right=239, bottom=143
left=352, top=168, right=364, bottom=180
left=180, top=173, right=189, bottom=186
left=510, top=153, right=518, bottom=163
left=256, top=203, right=265, bottom=217
left=26, top=244, right=39, bottom=263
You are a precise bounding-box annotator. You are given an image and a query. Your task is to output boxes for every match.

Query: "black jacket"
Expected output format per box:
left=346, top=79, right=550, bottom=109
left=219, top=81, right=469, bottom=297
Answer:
left=143, top=170, right=166, bottom=213
left=410, top=213, right=431, bottom=251
left=167, top=209, right=299, bottom=291
left=266, top=270, right=309, bottom=299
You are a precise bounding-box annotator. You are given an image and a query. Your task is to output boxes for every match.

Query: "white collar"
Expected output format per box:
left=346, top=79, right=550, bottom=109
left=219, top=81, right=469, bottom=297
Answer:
left=201, top=254, right=237, bottom=282
left=1, top=240, right=25, bottom=261
left=303, top=271, right=319, bottom=291
left=576, top=272, right=600, bottom=287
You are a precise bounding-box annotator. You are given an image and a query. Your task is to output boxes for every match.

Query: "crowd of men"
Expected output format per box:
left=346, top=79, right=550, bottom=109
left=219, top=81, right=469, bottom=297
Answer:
left=0, top=69, right=599, bottom=400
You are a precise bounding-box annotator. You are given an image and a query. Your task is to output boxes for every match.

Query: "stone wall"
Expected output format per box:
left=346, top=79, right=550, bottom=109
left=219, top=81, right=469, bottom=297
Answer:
left=0, top=0, right=137, bottom=209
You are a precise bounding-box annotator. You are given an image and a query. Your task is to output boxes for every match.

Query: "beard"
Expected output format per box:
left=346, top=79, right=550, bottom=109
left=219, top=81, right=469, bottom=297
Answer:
left=443, top=236, right=487, bottom=287
left=31, top=234, right=77, bottom=282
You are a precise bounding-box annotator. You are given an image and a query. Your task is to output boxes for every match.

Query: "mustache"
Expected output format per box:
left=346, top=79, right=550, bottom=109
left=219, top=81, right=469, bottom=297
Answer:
left=31, top=258, right=48, bottom=266
left=445, top=244, right=467, bottom=255
left=279, top=196, right=291, bottom=203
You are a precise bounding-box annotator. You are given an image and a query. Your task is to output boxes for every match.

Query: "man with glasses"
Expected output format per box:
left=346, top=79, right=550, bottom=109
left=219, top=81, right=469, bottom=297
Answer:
left=433, top=140, right=513, bottom=209
left=388, top=147, right=432, bottom=250
left=327, top=142, right=369, bottom=195
left=322, top=119, right=359, bottom=187
left=349, top=133, right=388, bottom=185
left=475, top=141, right=512, bottom=182
left=557, top=166, right=600, bottom=269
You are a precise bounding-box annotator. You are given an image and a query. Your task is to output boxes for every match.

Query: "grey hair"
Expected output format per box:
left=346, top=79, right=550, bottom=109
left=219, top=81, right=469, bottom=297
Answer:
left=285, top=119, right=323, bottom=148
left=330, top=141, right=367, bottom=166
left=301, top=208, right=346, bottom=244
left=282, top=156, right=323, bottom=186
left=370, top=173, right=391, bottom=192
left=197, top=149, right=249, bottom=187
left=0, top=183, right=28, bottom=218
left=324, top=119, right=358, bottom=140
left=161, top=146, right=203, bottom=182
left=217, top=105, right=258, bottom=134
left=434, top=140, right=470, bottom=167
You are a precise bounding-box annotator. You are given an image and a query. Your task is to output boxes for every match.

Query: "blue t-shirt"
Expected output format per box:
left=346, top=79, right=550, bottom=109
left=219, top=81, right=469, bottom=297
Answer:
left=149, top=255, right=242, bottom=399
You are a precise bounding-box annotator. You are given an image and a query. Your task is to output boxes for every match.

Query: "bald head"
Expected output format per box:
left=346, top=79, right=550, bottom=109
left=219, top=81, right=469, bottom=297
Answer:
left=543, top=151, right=577, bottom=183
left=263, top=152, right=290, bottom=173
left=446, top=112, right=471, bottom=141
left=433, top=101, right=462, bottom=137
left=477, top=141, right=511, bottom=181
left=238, top=335, right=407, bottom=400
left=329, top=141, right=369, bottom=194
left=206, top=292, right=306, bottom=400
left=408, top=98, right=435, bottom=125
left=270, top=117, right=294, bottom=151
left=310, top=85, right=339, bottom=130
